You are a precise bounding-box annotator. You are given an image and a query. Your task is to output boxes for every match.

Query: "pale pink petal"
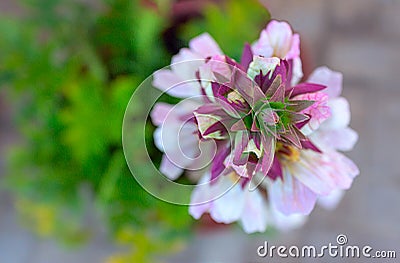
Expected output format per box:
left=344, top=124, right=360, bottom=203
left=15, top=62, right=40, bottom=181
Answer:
left=293, top=153, right=338, bottom=195
left=240, top=189, right=268, bottom=233
left=252, top=30, right=274, bottom=57
left=161, top=121, right=199, bottom=168
left=311, top=127, right=358, bottom=151
left=269, top=170, right=318, bottom=215
left=152, top=69, right=200, bottom=98
left=317, top=189, right=344, bottom=210
left=308, top=66, right=343, bottom=98
left=171, top=48, right=202, bottom=64
left=160, top=154, right=184, bottom=180
left=153, top=100, right=203, bottom=176
left=329, top=151, right=360, bottom=181
left=287, top=33, right=300, bottom=59
left=269, top=204, right=307, bottom=231
left=319, top=97, right=351, bottom=130
left=186, top=139, right=217, bottom=171
left=150, top=102, right=174, bottom=126
left=297, top=150, right=357, bottom=192
left=189, top=33, right=223, bottom=57
left=171, top=49, right=203, bottom=80
left=155, top=122, right=198, bottom=167
left=265, top=20, right=293, bottom=58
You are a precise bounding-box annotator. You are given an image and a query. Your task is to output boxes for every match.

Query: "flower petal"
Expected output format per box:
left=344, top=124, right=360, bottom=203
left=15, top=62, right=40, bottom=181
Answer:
left=312, top=127, right=358, bottom=151
left=269, top=204, right=307, bottom=231
left=287, top=33, right=300, bottom=60
left=150, top=102, right=173, bottom=126
left=265, top=20, right=293, bottom=58
left=189, top=173, right=213, bottom=219
left=160, top=154, right=184, bottom=180
left=240, top=189, right=268, bottom=233
left=317, top=189, right=345, bottom=210
left=152, top=69, right=200, bottom=98
left=308, top=66, right=343, bottom=98
left=189, top=33, right=223, bottom=57
left=320, top=97, right=351, bottom=130
left=269, top=170, right=318, bottom=215
left=210, top=179, right=245, bottom=223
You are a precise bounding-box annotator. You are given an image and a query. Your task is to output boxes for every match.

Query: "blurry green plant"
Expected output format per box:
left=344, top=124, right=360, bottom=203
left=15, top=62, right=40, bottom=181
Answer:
left=182, top=0, right=270, bottom=60
left=0, top=0, right=270, bottom=262
left=1, top=0, right=189, bottom=261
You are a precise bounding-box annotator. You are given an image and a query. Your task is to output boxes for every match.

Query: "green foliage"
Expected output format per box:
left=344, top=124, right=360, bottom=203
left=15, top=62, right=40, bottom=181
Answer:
left=1, top=0, right=190, bottom=261
left=183, top=0, right=270, bottom=60
left=1, top=0, right=271, bottom=261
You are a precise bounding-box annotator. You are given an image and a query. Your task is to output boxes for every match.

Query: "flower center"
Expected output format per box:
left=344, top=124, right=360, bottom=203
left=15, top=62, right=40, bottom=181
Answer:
left=276, top=143, right=300, bottom=162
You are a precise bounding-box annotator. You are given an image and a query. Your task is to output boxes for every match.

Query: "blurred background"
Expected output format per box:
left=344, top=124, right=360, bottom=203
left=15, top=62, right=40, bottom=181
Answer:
left=0, top=0, right=399, bottom=262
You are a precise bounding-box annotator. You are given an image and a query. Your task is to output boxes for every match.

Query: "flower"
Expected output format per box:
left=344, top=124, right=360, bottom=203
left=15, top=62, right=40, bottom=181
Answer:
left=252, top=20, right=303, bottom=85
left=149, top=20, right=359, bottom=233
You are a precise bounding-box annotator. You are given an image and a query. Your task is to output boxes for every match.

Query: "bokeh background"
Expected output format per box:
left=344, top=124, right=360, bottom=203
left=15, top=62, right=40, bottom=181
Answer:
left=0, top=0, right=399, bottom=262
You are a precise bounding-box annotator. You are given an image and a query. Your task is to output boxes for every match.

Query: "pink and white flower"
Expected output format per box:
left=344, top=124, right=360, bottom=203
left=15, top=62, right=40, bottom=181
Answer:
left=252, top=20, right=303, bottom=85
left=148, top=20, right=359, bottom=233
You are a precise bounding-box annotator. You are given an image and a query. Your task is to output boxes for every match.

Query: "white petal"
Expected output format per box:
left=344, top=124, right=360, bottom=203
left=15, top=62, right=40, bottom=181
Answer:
left=269, top=204, right=307, bottom=231
left=171, top=48, right=203, bottom=80
left=210, top=178, right=245, bottom=224
left=318, top=189, right=345, bottom=210
left=240, top=189, right=268, bottom=233
left=308, top=66, right=343, bottom=98
left=311, top=127, right=358, bottom=151
left=152, top=69, right=200, bottom=98
left=265, top=20, right=293, bottom=58
left=189, top=173, right=213, bottom=219
left=153, top=127, right=164, bottom=152
left=319, top=97, right=351, bottom=130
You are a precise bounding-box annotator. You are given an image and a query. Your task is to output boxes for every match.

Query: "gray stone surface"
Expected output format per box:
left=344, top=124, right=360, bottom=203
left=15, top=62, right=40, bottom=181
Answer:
left=1, top=0, right=400, bottom=262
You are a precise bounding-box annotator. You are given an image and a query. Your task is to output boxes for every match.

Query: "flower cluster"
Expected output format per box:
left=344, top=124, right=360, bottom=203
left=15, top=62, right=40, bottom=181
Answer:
left=151, top=20, right=359, bottom=233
